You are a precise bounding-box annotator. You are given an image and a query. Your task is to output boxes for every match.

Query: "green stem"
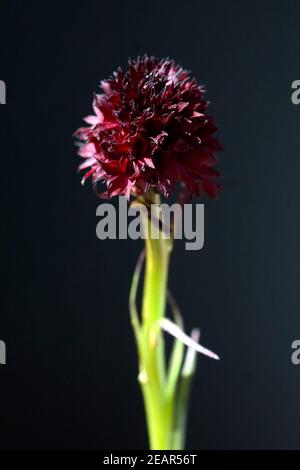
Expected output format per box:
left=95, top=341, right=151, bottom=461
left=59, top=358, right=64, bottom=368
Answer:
left=129, top=191, right=195, bottom=450
left=140, top=209, right=171, bottom=448
left=136, top=193, right=171, bottom=449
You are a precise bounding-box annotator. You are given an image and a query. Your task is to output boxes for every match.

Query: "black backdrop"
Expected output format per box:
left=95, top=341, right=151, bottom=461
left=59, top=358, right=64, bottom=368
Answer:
left=1, top=0, right=300, bottom=450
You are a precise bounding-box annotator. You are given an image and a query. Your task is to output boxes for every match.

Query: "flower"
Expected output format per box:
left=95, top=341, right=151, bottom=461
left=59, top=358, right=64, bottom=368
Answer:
left=74, top=55, right=222, bottom=199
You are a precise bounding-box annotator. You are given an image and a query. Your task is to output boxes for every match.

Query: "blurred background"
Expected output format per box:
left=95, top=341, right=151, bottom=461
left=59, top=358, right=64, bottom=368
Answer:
left=1, top=0, right=300, bottom=449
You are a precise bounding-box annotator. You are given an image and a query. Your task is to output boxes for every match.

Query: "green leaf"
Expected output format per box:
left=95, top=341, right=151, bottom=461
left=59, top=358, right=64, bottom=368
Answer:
left=165, top=291, right=185, bottom=399
left=129, top=250, right=145, bottom=344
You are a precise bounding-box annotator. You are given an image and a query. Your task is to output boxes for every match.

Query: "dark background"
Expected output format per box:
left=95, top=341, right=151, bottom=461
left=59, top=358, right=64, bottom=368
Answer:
left=1, top=0, right=300, bottom=450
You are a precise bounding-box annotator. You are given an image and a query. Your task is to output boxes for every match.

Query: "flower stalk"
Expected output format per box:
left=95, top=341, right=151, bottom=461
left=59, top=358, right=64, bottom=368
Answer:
left=130, top=192, right=196, bottom=450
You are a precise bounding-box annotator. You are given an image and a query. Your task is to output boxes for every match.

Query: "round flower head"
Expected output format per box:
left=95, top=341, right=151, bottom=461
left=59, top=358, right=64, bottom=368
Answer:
left=74, top=55, right=222, bottom=199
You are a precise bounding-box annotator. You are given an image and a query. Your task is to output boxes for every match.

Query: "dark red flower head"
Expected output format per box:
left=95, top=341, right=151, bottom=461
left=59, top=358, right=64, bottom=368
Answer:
left=74, top=55, right=222, bottom=199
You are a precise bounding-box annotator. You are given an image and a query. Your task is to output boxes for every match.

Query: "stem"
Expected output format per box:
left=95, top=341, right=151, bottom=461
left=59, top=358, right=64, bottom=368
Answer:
left=171, top=329, right=199, bottom=450
left=129, top=191, right=194, bottom=450
left=140, top=200, right=172, bottom=449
